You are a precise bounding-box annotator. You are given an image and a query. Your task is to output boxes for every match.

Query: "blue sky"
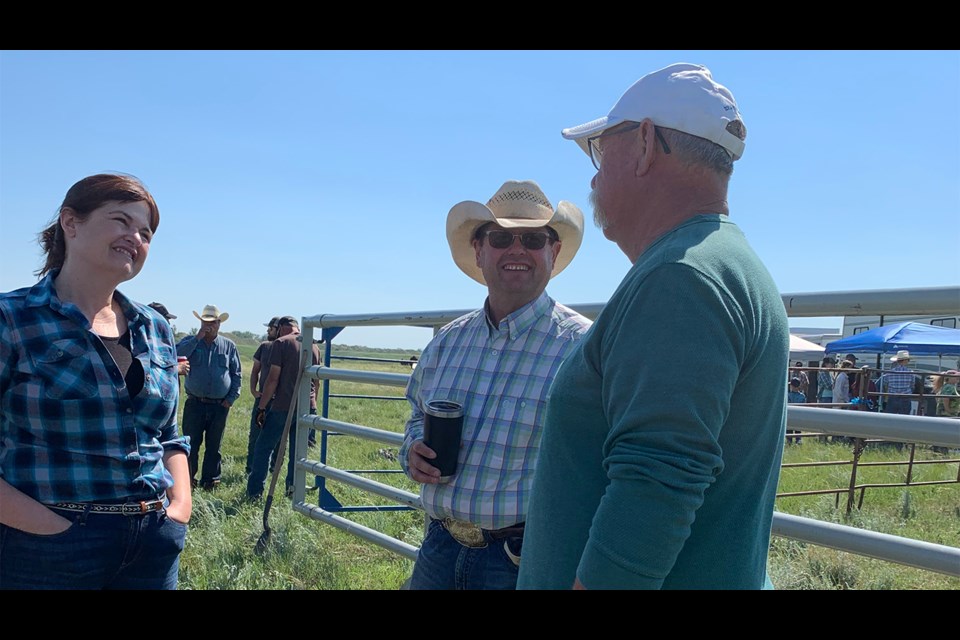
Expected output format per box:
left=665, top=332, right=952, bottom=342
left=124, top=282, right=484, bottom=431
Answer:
left=2, top=50, right=958, bottom=350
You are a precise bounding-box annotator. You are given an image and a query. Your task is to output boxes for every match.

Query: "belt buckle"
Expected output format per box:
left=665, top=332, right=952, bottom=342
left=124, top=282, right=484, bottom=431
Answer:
left=123, top=496, right=162, bottom=516
left=443, top=518, right=486, bottom=548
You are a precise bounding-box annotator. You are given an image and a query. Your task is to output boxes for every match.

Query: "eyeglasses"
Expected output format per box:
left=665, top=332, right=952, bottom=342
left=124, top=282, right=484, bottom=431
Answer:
left=587, top=123, right=671, bottom=171
left=482, top=230, right=555, bottom=251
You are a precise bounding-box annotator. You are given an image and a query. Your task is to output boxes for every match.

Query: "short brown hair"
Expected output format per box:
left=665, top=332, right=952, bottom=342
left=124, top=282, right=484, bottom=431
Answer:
left=36, top=173, right=160, bottom=277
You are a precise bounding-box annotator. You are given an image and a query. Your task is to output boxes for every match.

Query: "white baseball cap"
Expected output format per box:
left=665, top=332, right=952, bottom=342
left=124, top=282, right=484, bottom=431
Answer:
left=562, top=62, right=746, bottom=161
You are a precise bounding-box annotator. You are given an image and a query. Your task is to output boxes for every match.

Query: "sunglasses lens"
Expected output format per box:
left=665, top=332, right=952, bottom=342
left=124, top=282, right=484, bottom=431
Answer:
left=520, top=233, right=547, bottom=250
left=486, top=231, right=514, bottom=249
left=485, top=231, right=551, bottom=250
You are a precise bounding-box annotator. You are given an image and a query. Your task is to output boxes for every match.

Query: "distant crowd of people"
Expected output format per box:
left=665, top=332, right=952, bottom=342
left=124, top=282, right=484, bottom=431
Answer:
left=787, top=351, right=960, bottom=420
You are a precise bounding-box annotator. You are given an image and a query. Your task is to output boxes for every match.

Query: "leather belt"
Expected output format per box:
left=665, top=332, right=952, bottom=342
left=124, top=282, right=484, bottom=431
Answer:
left=440, top=518, right=525, bottom=548
left=47, top=494, right=168, bottom=516
left=188, top=395, right=225, bottom=404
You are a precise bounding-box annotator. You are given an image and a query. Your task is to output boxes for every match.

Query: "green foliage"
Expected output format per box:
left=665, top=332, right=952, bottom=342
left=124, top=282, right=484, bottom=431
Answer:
left=179, top=350, right=960, bottom=590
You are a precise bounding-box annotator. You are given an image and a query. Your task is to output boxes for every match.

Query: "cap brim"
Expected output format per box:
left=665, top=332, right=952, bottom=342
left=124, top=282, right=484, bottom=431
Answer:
left=562, top=116, right=625, bottom=160
left=561, top=116, right=619, bottom=141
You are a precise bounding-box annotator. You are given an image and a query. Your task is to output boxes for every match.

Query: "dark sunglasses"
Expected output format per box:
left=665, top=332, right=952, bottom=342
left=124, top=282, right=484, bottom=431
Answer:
left=482, top=230, right=555, bottom=251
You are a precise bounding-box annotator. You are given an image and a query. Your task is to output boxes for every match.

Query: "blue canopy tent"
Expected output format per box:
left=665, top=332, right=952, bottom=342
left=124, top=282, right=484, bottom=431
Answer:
left=825, top=321, right=960, bottom=413
left=824, top=321, right=960, bottom=357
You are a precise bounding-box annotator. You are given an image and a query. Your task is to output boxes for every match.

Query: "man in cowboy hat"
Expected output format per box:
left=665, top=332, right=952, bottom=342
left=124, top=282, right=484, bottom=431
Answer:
left=518, top=63, right=789, bottom=590
left=880, top=350, right=918, bottom=415
left=399, top=179, right=592, bottom=590
left=176, top=304, right=242, bottom=490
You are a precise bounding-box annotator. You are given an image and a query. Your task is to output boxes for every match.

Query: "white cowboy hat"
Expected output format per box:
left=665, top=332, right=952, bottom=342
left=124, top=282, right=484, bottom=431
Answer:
left=446, top=180, right=584, bottom=285
left=890, top=350, right=911, bottom=362
left=193, top=304, right=229, bottom=323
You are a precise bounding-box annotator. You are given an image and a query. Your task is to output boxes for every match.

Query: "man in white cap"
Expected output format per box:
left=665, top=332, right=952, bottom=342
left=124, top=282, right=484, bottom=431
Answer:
left=400, top=180, right=592, bottom=590
left=518, top=63, right=789, bottom=590
left=176, top=304, right=242, bottom=490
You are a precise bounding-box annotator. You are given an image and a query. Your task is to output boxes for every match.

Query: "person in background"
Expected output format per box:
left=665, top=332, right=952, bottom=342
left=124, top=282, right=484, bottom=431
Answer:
left=786, top=377, right=806, bottom=444
left=791, top=361, right=809, bottom=399
left=0, top=173, right=191, bottom=589
left=880, top=350, right=917, bottom=415
left=833, top=360, right=854, bottom=408
left=933, top=369, right=960, bottom=418
left=176, top=304, right=241, bottom=490
left=400, top=180, right=591, bottom=590
left=517, top=63, right=788, bottom=590
left=148, top=301, right=188, bottom=375
left=246, top=316, right=321, bottom=500
left=817, top=356, right=836, bottom=404
left=849, top=364, right=878, bottom=411
left=246, top=316, right=280, bottom=476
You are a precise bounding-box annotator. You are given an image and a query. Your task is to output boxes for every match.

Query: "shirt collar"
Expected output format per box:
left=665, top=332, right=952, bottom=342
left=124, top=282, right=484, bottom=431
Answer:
left=25, top=269, right=146, bottom=328
left=483, top=291, right=553, bottom=339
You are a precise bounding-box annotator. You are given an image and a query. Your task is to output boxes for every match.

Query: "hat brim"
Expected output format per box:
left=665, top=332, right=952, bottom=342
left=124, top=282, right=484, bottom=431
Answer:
left=562, top=115, right=626, bottom=159
left=193, top=310, right=229, bottom=323
left=446, top=200, right=584, bottom=286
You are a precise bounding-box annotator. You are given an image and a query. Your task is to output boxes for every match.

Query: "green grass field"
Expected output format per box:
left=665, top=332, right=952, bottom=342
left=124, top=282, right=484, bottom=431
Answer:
left=178, top=337, right=960, bottom=590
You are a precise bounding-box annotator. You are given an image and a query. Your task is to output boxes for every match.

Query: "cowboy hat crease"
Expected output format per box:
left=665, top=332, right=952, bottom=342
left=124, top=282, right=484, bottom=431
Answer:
left=446, top=180, right=584, bottom=285
left=193, top=304, right=229, bottom=323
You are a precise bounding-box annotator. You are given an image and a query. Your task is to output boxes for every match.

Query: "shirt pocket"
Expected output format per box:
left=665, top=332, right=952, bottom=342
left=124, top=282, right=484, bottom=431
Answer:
left=146, top=346, right=179, bottom=401
left=33, top=339, right=98, bottom=400
left=486, top=395, right=545, bottom=465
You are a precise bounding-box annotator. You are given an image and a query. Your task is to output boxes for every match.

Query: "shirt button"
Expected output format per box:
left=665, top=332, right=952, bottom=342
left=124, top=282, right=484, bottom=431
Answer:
left=126, top=408, right=133, bottom=414
left=520, top=401, right=526, bottom=408
left=492, top=350, right=499, bottom=355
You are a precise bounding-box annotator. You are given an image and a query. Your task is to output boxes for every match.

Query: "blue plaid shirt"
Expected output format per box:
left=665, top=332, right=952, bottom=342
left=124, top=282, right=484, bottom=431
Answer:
left=884, top=365, right=917, bottom=395
left=0, top=272, right=189, bottom=503
left=400, top=292, right=592, bottom=530
left=176, top=334, right=242, bottom=404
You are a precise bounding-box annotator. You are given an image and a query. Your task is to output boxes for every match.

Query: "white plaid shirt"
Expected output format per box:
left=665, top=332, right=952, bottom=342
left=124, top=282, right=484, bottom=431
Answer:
left=400, top=292, right=591, bottom=530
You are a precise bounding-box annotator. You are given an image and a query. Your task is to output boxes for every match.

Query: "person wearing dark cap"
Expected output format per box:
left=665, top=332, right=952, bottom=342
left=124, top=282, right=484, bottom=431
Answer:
left=245, top=317, right=281, bottom=476
left=148, top=302, right=188, bottom=375
left=148, top=301, right=177, bottom=321
left=246, top=316, right=321, bottom=499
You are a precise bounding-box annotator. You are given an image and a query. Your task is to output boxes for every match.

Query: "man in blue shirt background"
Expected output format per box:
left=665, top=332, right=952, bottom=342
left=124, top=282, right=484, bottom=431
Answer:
left=176, top=304, right=241, bottom=490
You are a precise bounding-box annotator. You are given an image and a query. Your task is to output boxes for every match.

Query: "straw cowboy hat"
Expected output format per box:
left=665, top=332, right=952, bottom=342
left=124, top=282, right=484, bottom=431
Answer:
left=890, top=350, right=911, bottom=362
left=446, top=180, right=584, bottom=285
left=193, top=304, right=229, bottom=323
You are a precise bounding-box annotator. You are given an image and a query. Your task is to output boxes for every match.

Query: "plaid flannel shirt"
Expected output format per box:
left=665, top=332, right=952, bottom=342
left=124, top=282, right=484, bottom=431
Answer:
left=0, top=272, right=189, bottom=503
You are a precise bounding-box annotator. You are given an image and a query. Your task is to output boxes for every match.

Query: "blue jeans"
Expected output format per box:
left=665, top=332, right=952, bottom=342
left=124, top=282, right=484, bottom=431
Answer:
left=246, top=399, right=278, bottom=475
left=883, top=397, right=911, bottom=415
left=408, top=519, right=521, bottom=590
left=246, top=405, right=316, bottom=498
left=182, top=397, right=230, bottom=485
left=0, top=504, right=187, bottom=589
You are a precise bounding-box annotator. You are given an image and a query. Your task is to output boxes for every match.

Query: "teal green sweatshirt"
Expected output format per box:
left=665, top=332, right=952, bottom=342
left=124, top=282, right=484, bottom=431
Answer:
left=517, top=215, right=788, bottom=589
